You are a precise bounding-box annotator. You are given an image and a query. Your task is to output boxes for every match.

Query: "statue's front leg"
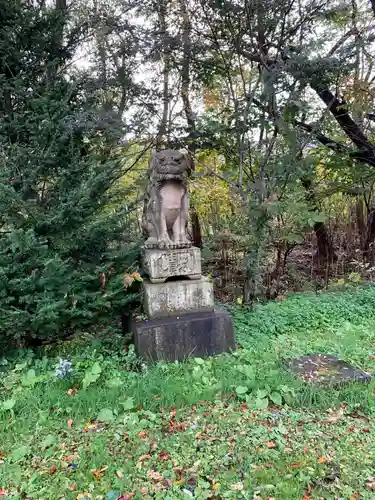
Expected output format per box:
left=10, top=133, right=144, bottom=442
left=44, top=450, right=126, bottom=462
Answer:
left=158, top=210, right=173, bottom=248
left=144, top=200, right=159, bottom=248
left=173, top=194, right=191, bottom=247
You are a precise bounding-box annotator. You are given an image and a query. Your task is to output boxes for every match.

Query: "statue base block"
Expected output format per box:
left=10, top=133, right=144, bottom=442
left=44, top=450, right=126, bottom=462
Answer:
left=133, top=309, right=235, bottom=362
left=143, top=277, right=214, bottom=319
left=141, top=246, right=201, bottom=283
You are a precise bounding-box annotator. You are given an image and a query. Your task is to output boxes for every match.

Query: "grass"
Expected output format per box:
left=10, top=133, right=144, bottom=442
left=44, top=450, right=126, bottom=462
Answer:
left=1, top=285, right=375, bottom=498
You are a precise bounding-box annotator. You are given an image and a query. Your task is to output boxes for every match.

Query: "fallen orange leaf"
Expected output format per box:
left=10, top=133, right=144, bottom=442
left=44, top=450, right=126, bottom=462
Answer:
left=265, top=441, right=276, bottom=448
left=290, top=463, right=300, bottom=469
left=318, top=457, right=327, bottom=464
left=62, top=454, right=80, bottom=462
left=91, top=468, right=101, bottom=481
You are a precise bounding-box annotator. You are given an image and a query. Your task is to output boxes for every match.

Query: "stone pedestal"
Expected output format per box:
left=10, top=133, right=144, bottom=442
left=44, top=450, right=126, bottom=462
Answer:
left=133, top=309, right=235, bottom=362
left=143, top=277, right=214, bottom=319
left=141, top=247, right=201, bottom=283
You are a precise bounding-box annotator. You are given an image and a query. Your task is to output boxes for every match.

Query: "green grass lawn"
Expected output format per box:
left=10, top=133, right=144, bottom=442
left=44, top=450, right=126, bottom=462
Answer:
left=1, top=286, right=375, bottom=499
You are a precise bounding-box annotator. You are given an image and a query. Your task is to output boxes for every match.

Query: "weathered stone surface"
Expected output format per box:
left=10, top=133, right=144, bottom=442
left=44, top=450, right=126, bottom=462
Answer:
left=142, top=247, right=201, bottom=283
left=284, top=354, right=371, bottom=386
left=142, top=149, right=193, bottom=249
left=133, top=308, right=235, bottom=361
left=143, top=277, right=213, bottom=319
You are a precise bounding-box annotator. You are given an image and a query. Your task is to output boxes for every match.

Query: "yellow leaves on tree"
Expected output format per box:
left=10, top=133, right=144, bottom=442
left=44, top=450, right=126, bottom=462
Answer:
left=124, top=271, right=143, bottom=289
left=190, top=155, right=240, bottom=234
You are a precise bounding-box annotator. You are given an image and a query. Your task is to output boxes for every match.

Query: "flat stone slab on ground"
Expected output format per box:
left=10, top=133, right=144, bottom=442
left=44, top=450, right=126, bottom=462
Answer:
left=141, top=246, right=201, bottom=283
left=284, top=354, right=371, bottom=386
left=133, top=308, right=235, bottom=362
left=143, top=276, right=214, bottom=319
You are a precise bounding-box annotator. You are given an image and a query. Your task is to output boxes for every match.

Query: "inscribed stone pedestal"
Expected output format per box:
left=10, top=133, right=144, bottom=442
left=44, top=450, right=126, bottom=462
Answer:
left=143, top=277, right=214, bottom=319
left=142, top=247, right=201, bottom=283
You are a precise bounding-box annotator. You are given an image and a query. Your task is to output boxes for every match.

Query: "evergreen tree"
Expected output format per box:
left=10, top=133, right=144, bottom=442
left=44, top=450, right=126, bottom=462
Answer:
left=0, top=0, right=139, bottom=349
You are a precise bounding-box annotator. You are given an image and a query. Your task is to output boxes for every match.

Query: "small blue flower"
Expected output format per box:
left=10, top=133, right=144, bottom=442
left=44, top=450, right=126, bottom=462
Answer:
left=271, top=411, right=284, bottom=418
left=55, top=358, right=72, bottom=379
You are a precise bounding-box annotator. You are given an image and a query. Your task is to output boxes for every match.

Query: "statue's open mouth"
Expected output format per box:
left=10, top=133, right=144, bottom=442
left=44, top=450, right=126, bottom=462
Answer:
left=155, top=173, right=187, bottom=181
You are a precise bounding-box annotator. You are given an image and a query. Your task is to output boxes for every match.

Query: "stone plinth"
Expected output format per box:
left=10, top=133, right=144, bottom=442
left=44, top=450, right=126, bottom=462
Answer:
left=133, top=309, right=235, bottom=361
left=141, top=247, right=201, bottom=283
left=284, top=354, right=371, bottom=386
left=143, top=277, right=214, bottom=319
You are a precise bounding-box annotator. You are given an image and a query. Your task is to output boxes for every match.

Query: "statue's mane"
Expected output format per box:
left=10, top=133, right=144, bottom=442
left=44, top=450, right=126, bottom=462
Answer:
left=149, top=149, right=192, bottom=176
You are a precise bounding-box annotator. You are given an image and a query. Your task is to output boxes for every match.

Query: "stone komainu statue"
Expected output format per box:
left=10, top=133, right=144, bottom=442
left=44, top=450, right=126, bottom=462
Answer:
left=142, top=149, right=193, bottom=249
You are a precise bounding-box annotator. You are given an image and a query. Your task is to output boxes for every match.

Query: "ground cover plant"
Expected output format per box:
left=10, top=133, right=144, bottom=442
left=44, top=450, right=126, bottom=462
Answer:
left=1, top=286, right=375, bottom=499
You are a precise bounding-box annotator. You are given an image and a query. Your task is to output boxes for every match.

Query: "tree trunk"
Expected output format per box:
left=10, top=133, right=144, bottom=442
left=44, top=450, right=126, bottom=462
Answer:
left=179, top=0, right=195, bottom=136
left=93, top=0, right=108, bottom=109
left=363, top=209, right=375, bottom=259
left=314, top=221, right=335, bottom=260
left=46, top=0, right=67, bottom=83
left=156, top=0, right=170, bottom=150
left=178, top=0, right=202, bottom=248
left=302, top=178, right=335, bottom=261
left=191, top=206, right=202, bottom=248
left=356, top=197, right=366, bottom=248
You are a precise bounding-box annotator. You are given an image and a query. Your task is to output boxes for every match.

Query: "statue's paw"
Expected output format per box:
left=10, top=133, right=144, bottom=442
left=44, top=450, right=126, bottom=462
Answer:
left=158, top=234, right=173, bottom=249
left=174, top=236, right=191, bottom=248
left=144, top=236, right=158, bottom=248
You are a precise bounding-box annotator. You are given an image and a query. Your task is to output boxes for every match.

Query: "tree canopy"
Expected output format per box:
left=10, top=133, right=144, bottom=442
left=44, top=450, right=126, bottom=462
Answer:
left=2, top=0, right=375, bottom=346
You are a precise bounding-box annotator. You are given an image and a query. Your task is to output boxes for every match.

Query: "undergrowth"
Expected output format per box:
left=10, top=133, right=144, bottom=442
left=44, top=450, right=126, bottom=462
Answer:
left=0, top=285, right=375, bottom=498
